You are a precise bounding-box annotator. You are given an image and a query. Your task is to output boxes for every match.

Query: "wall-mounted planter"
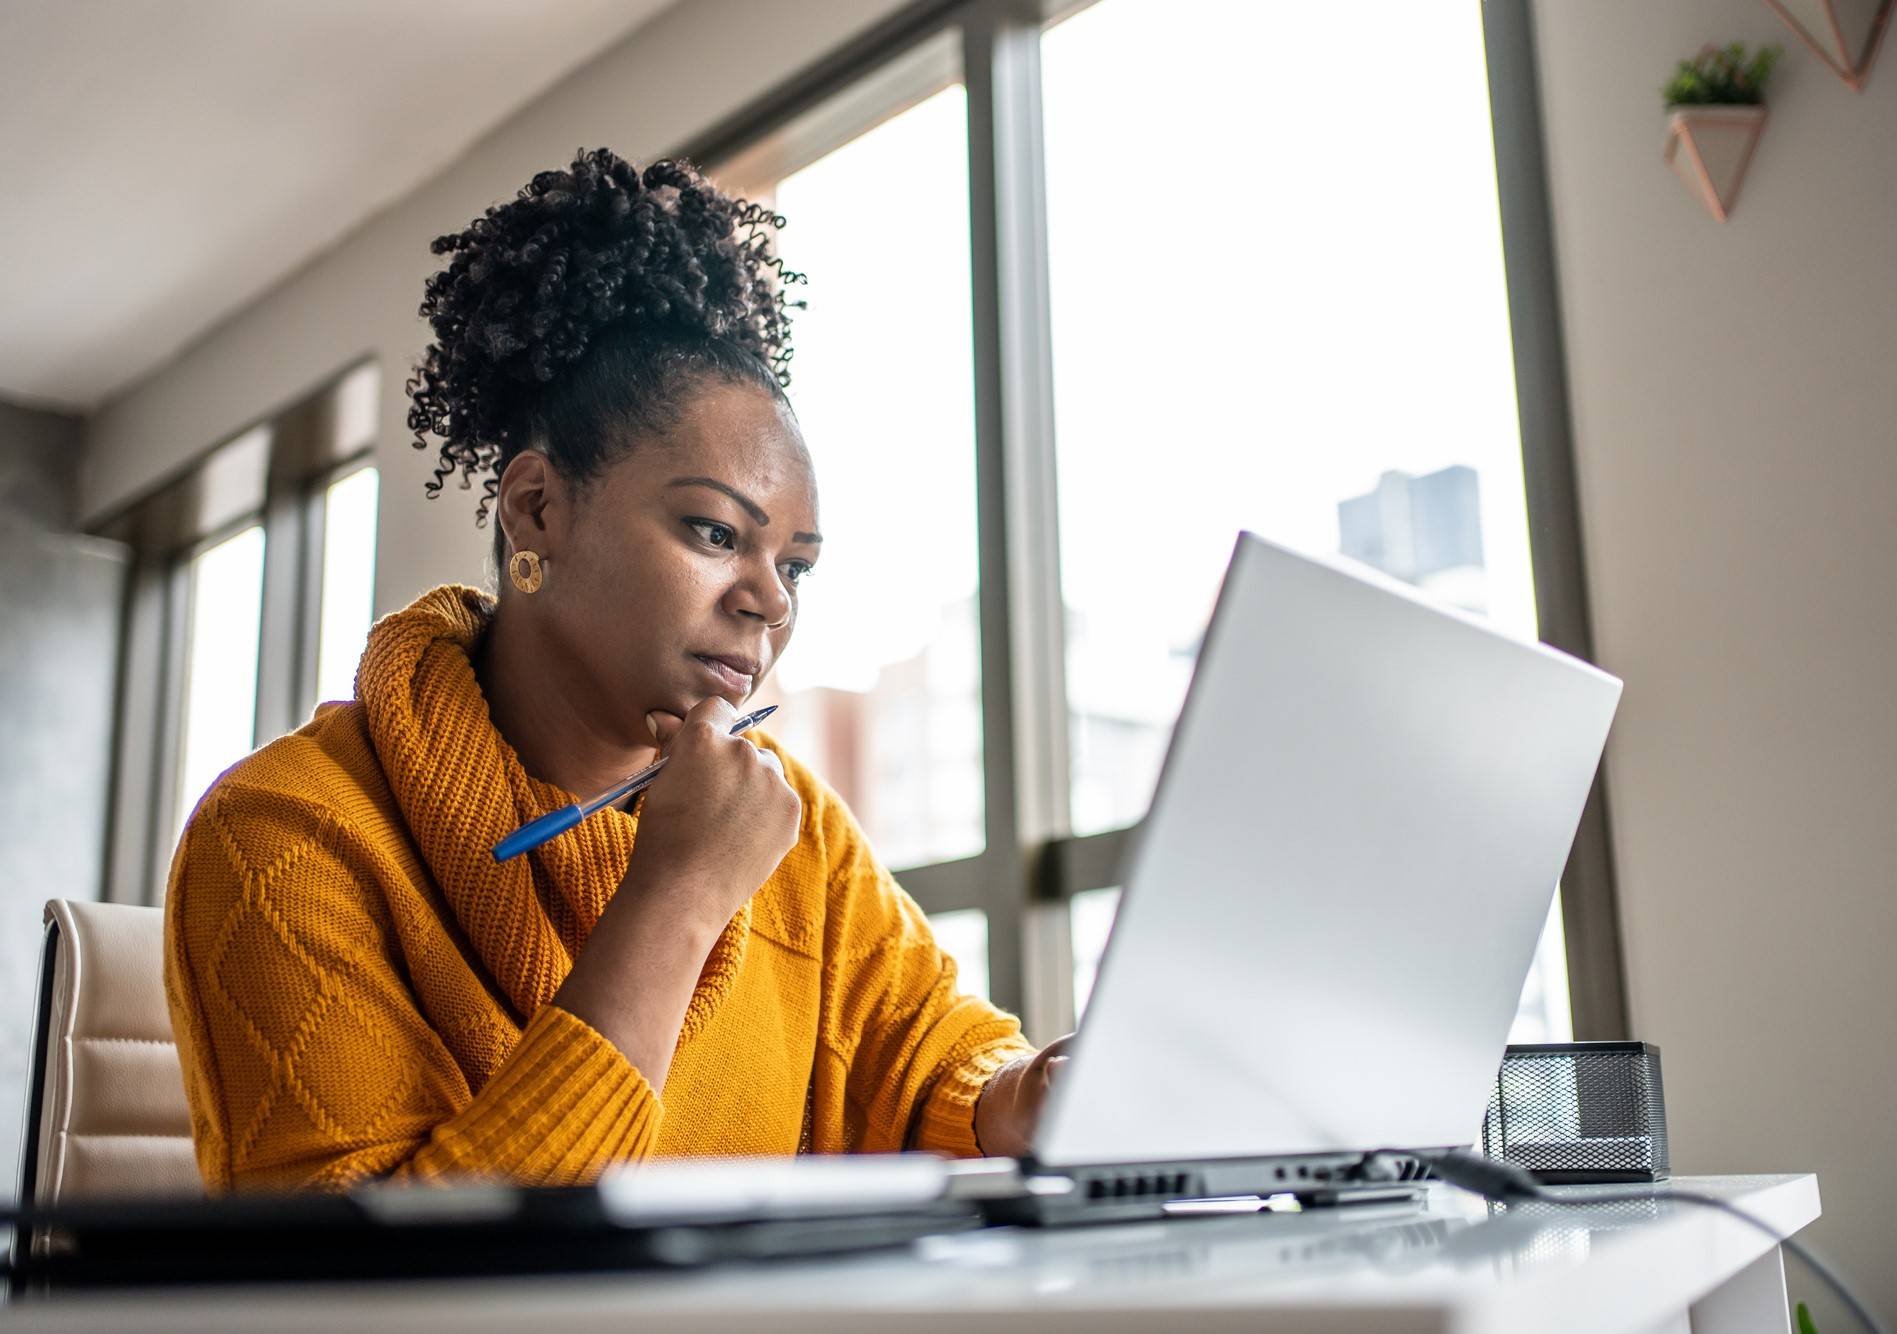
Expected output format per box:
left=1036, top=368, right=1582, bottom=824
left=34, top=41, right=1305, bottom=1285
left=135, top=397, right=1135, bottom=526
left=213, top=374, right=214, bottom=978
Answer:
left=1762, top=0, right=1893, bottom=92
left=1663, top=105, right=1767, bottom=222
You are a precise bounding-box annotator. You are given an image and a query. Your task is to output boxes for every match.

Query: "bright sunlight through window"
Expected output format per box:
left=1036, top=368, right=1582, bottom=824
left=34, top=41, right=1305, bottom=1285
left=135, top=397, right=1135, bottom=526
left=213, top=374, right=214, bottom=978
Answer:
left=173, top=525, right=266, bottom=840
left=315, top=465, right=380, bottom=705
left=745, top=84, right=986, bottom=873
left=1044, top=0, right=1570, bottom=1044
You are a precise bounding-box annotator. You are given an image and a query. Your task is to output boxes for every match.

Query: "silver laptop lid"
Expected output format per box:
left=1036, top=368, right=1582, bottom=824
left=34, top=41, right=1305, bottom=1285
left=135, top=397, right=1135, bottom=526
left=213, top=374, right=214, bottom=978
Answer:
left=1033, top=533, right=1621, bottom=1169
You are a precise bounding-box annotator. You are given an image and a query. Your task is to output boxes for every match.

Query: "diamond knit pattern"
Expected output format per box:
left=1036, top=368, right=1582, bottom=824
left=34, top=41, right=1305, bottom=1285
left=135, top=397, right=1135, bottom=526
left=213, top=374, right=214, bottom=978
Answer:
left=162, top=585, right=1032, bottom=1191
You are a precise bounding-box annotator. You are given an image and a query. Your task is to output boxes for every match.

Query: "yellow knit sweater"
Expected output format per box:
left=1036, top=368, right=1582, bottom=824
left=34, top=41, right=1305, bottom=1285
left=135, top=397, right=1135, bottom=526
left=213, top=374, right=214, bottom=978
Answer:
left=163, top=585, right=1032, bottom=1191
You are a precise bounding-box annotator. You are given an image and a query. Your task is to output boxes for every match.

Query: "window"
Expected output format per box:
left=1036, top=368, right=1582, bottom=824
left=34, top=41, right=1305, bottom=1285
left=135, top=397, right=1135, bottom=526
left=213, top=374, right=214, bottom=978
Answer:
left=1069, top=886, right=1120, bottom=1021
left=719, top=39, right=985, bottom=876
left=1041, top=0, right=1571, bottom=1042
left=683, top=0, right=1618, bottom=1040
left=314, top=465, right=380, bottom=707
left=928, top=908, right=992, bottom=1002
left=1045, top=0, right=1537, bottom=830
left=713, top=38, right=1000, bottom=997
left=107, top=363, right=382, bottom=903
left=163, top=458, right=382, bottom=850
left=171, top=525, right=266, bottom=841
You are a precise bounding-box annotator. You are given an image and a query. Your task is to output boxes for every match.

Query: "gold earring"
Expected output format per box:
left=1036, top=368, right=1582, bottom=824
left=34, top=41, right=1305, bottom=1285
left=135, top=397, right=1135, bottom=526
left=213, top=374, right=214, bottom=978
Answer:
left=508, top=549, right=544, bottom=594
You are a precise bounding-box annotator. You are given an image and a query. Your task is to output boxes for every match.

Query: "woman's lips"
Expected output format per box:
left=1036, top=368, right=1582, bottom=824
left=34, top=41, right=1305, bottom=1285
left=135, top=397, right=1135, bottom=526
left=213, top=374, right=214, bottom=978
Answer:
left=691, top=654, right=755, bottom=693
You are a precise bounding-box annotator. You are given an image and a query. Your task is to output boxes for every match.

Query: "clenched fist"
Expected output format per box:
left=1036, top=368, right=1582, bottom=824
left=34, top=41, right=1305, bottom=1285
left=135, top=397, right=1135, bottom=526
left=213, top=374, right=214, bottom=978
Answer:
left=626, top=696, right=802, bottom=935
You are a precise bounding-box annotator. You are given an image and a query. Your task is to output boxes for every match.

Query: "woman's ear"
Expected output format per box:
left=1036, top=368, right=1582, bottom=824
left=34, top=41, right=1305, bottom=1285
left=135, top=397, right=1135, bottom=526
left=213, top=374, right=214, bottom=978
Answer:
left=495, top=450, right=562, bottom=559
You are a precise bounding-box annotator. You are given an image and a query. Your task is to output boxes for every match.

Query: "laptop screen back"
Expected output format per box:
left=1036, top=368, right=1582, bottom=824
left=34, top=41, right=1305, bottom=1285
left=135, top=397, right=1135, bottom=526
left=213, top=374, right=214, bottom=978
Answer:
left=1033, top=534, right=1621, bottom=1168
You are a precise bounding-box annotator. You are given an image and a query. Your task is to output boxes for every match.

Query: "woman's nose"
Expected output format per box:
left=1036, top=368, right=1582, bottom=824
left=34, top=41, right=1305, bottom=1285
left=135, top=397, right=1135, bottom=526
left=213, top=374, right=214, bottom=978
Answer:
left=726, top=558, right=792, bottom=628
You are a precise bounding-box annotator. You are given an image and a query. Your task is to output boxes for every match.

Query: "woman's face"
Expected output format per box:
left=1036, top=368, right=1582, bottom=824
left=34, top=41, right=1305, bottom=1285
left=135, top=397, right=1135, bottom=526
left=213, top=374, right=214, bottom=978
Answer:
left=507, top=378, right=819, bottom=746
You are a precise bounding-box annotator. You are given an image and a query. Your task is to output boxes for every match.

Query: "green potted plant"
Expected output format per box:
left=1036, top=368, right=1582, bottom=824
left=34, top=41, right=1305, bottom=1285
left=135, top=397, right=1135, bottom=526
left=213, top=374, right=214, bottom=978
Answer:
left=1661, top=42, right=1783, bottom=222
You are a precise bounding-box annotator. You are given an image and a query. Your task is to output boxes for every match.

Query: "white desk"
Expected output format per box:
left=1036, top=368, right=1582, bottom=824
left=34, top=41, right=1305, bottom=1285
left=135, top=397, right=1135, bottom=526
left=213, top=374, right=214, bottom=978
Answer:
left=3, top=1174, right=1818, bottom=1333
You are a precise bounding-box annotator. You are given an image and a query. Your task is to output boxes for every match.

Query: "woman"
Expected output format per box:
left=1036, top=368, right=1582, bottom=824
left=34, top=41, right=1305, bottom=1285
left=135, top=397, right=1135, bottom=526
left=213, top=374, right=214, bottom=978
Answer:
left=163, top=150, right=1065, bottom=1191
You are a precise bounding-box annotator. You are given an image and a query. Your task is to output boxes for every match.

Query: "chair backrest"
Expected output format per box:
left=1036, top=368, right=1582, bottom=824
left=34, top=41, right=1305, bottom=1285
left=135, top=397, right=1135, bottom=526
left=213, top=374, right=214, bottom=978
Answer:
left=16, top=899, right=201, bottom=1206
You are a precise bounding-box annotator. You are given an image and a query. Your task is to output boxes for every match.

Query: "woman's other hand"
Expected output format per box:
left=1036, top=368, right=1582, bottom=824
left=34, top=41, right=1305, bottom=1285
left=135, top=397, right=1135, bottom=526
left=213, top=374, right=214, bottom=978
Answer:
left=630, top=696, right=802, bottom=934
left=974, top=1035, right=1073, bottom=1159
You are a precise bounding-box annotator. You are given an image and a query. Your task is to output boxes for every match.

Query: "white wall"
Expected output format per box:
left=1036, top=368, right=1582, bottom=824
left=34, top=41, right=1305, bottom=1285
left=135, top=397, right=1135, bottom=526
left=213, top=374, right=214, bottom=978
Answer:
left=79, top=0, right=914, bottom=613
left=0, top=401, right=124, bottom=1196
left=1533, top=2, right=1897, bottom=1325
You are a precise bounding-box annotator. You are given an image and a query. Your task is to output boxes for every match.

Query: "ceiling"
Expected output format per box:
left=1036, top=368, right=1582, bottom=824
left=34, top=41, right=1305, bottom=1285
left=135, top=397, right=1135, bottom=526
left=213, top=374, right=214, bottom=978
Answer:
left=0, top=0, right=679, bottom=413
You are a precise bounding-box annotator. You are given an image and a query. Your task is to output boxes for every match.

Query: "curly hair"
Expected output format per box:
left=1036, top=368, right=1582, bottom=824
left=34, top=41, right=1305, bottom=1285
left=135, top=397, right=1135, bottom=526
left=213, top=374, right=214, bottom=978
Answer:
left=405, top=149, right=805, bottom=531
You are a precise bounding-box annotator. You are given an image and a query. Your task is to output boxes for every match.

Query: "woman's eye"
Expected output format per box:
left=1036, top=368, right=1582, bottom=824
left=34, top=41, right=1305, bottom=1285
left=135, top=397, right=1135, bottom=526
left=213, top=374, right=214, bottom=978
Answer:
left=685, top=519, right=737, bottom=549
left=783, top=561, right=814, bottom=587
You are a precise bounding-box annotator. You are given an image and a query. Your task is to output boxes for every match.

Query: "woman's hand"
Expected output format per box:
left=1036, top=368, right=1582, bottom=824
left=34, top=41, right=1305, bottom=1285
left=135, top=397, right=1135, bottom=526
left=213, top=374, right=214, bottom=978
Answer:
left=627, top=696, right=802, bottom=935
left=973, top=1035, right=1073, bottom=1159
left=552, top=695, right=799, bottom=1091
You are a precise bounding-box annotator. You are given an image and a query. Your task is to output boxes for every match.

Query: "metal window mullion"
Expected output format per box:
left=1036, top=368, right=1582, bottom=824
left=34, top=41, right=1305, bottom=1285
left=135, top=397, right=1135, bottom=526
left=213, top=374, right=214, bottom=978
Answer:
left=966, top=0, right=1070, bottom=1041
left=146, top=558, right=192, bottom=905
left=1482, top=0, right=1630, bottom=1040
left=294, top=478, right=331, bottom=723
left=103, top=557, right=168, bottom=905
left=894, top=858, right=990, bottom=916
left=253, top=477, right=308, bottom=748
left=1051, top=825, right=1132, bottom=899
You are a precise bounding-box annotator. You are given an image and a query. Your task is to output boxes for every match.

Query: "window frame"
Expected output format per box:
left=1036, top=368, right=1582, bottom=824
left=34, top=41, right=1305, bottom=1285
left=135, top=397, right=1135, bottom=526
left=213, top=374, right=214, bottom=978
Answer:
left=99, top=361, right=380, bottom=905
left=1481, top=0, right=1629, bottom=1040
left=680, top=0, right=1628, bottom=1044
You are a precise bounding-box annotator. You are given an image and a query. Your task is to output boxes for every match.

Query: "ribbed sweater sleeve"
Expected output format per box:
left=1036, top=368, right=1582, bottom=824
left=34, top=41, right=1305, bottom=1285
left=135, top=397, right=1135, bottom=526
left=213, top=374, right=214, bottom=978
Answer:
left=164, top=787, right=660, bottom=1191
left=392, top=1004, right=661, bottom=1185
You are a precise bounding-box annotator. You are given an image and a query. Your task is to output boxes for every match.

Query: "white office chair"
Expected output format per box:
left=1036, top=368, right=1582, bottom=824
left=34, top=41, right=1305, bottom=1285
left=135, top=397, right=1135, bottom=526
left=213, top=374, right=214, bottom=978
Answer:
left=16, top=899, right=202, bottom=1208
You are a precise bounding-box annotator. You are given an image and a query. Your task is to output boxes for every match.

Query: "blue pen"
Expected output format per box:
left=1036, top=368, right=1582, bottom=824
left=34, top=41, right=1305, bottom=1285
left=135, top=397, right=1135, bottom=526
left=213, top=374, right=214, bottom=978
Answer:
left=491, top=704, right=779, bottom=862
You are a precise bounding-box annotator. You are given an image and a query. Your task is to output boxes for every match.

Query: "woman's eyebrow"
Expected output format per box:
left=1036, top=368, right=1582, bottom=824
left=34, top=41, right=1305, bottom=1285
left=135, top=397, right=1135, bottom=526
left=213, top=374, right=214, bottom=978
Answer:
left=665, top=476, right=822, bottom=545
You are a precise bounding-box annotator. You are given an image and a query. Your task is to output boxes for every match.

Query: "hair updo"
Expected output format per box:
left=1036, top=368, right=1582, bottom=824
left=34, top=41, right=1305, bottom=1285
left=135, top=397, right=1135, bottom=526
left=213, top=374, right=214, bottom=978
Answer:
left=405, top=148, right=805, bottom=536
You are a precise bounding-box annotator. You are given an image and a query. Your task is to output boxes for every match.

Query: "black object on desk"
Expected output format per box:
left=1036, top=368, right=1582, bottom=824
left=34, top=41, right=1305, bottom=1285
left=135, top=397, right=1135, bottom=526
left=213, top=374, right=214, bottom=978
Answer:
left=6, top=1185, right=983, bottom=1295
left=1481, top=1041, right=1669, bottom=1184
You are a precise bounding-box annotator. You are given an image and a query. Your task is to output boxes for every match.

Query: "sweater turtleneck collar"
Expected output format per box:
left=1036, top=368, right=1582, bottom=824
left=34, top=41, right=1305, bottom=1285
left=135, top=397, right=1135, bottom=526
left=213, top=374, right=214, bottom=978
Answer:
left=355, top=584, right=748, bottom=1037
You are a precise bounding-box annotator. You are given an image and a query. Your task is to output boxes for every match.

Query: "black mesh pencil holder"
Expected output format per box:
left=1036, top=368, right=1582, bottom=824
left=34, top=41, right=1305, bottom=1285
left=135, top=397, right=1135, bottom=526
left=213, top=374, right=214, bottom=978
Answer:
left=1480, top=1042, right=1669, bottom=1183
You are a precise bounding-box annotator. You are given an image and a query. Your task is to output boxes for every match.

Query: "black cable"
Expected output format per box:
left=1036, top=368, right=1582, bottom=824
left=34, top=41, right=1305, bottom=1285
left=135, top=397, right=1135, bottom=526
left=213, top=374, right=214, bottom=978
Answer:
left=1411, top=1149, right=1886, bottom=1334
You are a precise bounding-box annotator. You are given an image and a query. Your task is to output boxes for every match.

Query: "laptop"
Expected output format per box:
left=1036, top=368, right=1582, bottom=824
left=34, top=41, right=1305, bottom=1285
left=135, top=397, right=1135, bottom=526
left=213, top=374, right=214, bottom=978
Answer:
left=992, top=531, right=1622, bottom=1222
